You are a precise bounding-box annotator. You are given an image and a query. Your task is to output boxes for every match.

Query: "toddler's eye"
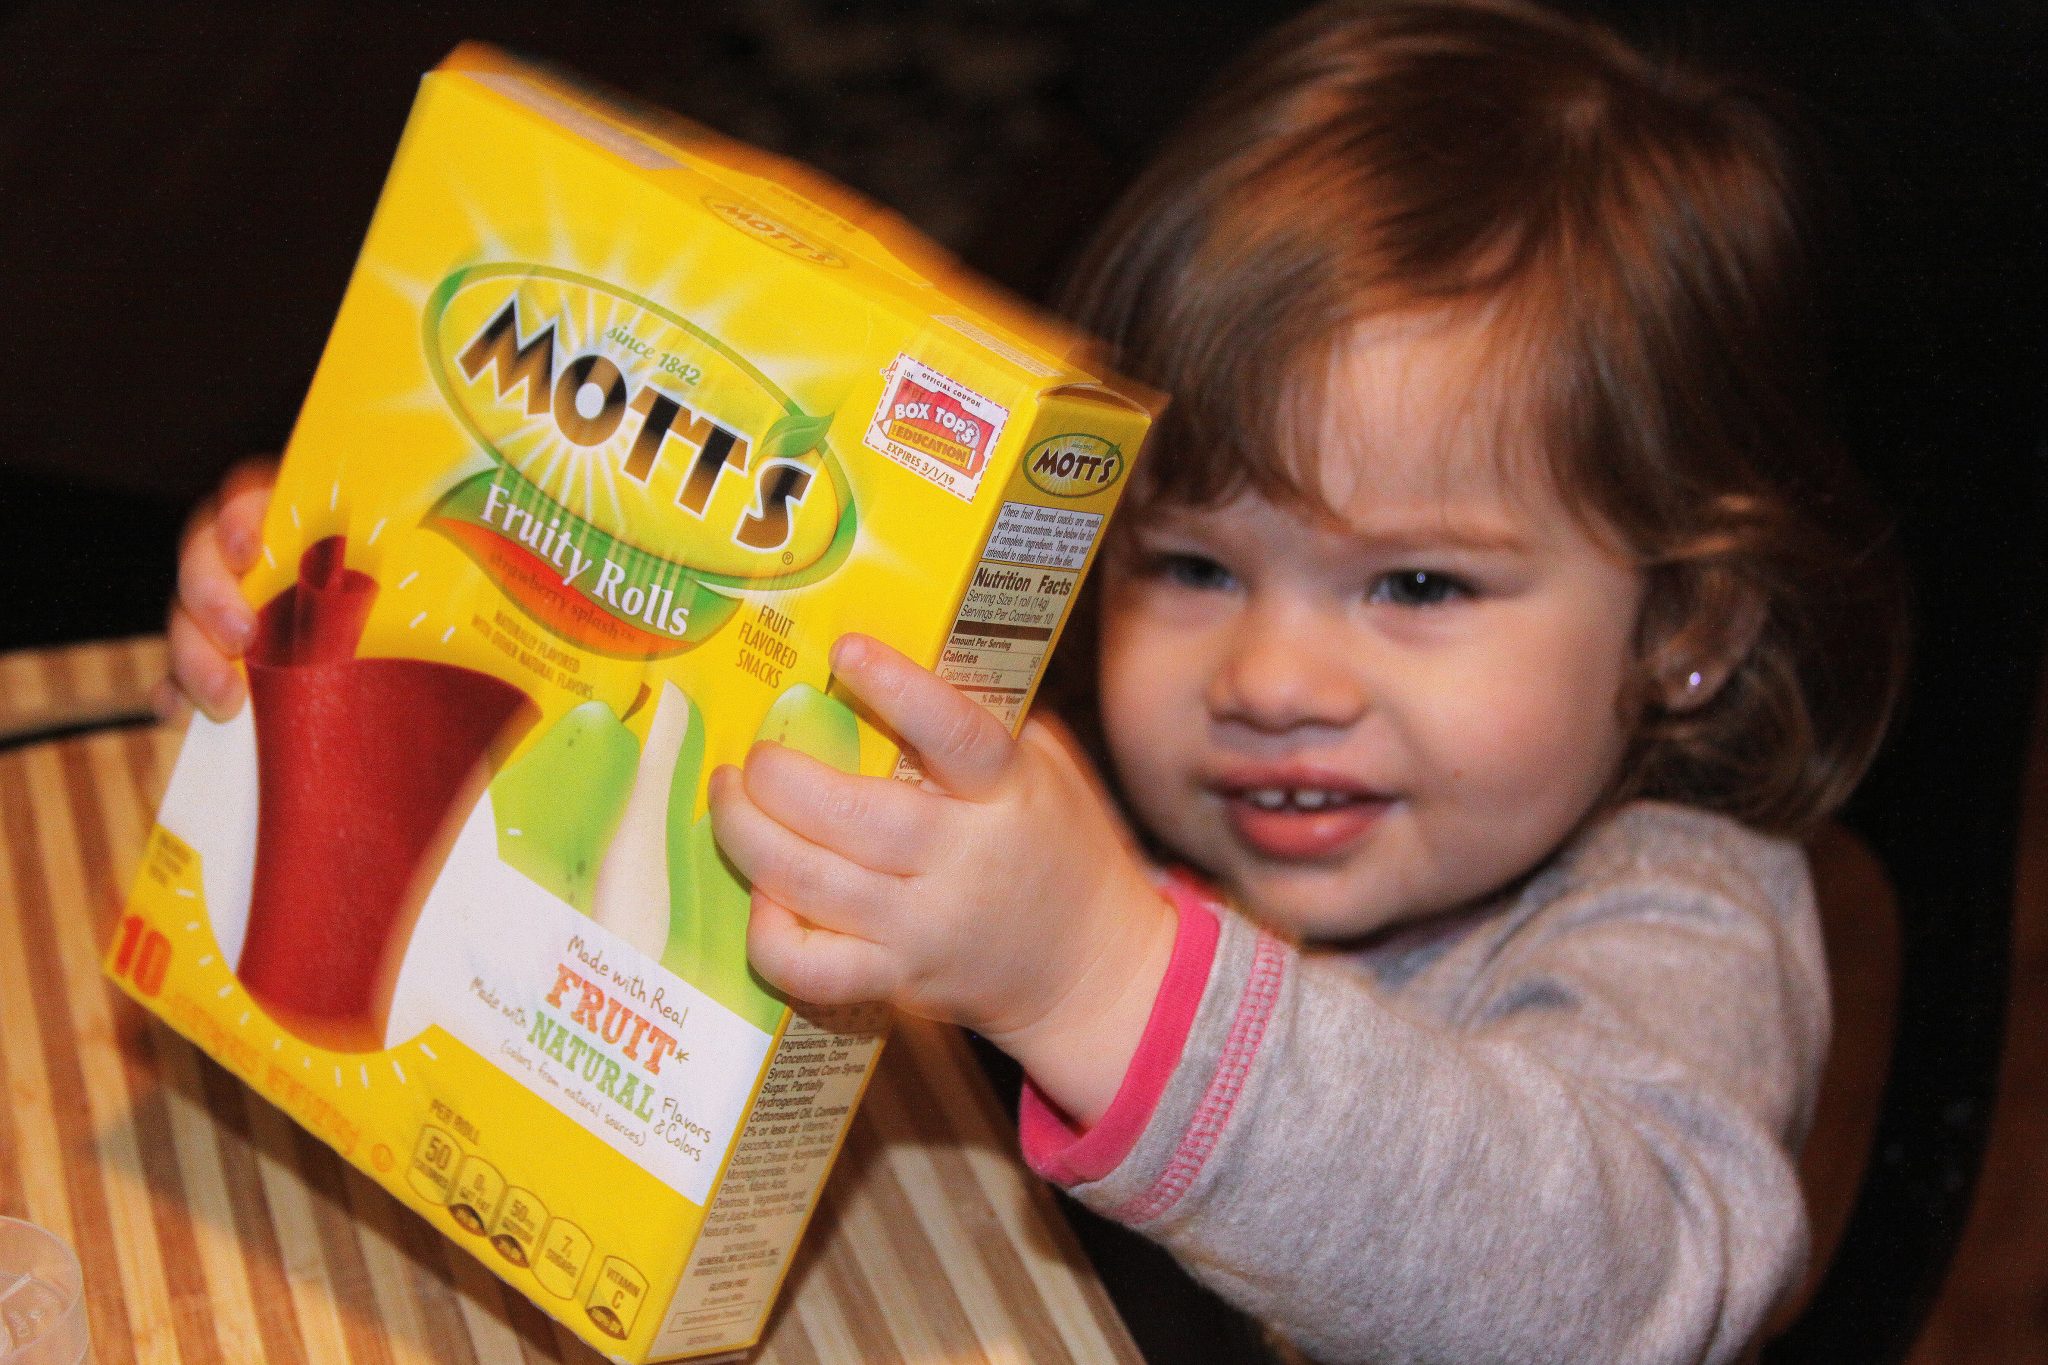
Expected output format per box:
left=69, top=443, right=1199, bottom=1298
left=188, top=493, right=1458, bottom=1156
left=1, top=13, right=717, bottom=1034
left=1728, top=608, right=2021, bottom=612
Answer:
left=1154, top=553, right=1236, bottom=592
left=1371, top=570, right=1470, bottom=607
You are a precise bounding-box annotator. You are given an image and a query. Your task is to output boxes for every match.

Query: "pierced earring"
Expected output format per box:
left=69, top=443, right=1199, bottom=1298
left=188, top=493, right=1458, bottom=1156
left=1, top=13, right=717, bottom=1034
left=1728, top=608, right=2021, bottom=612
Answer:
left=1685, top=670, right=1704, bottom=693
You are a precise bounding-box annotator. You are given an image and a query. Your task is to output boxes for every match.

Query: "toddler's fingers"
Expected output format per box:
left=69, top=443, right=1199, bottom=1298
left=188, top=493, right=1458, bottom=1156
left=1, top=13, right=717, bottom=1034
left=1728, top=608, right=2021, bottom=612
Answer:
left=167, top=602, right=247, bottom=722
left=740, top=741, right=931, bottom=876
left=829, top=633, right=1012, bottom=799
left=176, top=506, right=256, bottom=660
left=708, top=765, right=896, bottom=936
left=745, top=893, right=898, bottom=1006
left=215, top=459, right=279, bottom=573
left=149, top=678, right=191, bottom=725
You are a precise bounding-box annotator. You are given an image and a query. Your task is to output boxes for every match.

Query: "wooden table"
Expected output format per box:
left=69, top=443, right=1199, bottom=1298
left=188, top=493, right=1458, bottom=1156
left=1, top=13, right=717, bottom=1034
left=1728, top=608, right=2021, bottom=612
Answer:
left=0, top=637, right=1142, bottom=1364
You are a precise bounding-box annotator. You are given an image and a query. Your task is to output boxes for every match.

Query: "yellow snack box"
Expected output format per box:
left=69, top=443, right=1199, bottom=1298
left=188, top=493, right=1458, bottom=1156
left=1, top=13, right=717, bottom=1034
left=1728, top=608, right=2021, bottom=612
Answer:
left=108, top=43, right=1154, bottom=1363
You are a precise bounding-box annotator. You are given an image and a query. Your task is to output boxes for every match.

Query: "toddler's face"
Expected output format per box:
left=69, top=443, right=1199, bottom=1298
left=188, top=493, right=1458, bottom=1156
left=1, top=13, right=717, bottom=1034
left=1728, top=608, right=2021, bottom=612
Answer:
left=1096, top=317, right=1644, bottom=941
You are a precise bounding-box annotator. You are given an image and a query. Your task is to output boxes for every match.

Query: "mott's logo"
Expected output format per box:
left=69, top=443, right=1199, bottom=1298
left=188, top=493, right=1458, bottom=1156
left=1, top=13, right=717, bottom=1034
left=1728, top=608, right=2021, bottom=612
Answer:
left=704, top=198, right=847, bottom=268
left=422, top=264, right=857, bottom=658
left=1024, top=434, right=1124, bottom=498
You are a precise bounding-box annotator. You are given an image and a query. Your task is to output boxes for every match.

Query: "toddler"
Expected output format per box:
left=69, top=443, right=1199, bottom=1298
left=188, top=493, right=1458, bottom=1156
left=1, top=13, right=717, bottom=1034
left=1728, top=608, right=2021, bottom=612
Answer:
left=169, top=3, right=1907, bottom=1360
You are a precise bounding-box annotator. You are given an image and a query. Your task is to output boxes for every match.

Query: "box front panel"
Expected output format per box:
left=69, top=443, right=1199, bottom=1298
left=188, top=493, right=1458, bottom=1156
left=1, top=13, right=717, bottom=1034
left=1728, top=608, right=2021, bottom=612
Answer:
left=113, top=52, right=1151, bottom=1364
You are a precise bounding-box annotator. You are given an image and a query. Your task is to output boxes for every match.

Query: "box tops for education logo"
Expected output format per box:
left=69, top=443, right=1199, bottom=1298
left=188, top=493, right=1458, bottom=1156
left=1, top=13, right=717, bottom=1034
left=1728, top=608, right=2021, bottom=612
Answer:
left=421, top=264, right=856, bottom=658
left=863, top=355, right=1008, bottom=502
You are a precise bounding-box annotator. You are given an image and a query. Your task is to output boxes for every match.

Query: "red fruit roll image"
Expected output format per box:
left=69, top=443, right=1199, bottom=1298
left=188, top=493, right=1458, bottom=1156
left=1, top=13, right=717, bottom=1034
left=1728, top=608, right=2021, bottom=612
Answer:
left=238, top=536, right=536, bottom=1051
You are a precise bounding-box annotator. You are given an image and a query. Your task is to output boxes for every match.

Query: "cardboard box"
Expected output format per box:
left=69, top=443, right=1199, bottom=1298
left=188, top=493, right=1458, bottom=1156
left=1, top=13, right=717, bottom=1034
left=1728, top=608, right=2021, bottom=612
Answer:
left=108, top=44, right=1153, bottom=1362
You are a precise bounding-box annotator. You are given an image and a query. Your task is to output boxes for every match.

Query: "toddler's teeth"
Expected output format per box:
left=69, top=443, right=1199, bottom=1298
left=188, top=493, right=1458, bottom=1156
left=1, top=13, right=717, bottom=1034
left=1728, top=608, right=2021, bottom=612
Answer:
left=1296, top=790, right=1329, bottom=810
left=1248, top=788, right=1289, bottom=810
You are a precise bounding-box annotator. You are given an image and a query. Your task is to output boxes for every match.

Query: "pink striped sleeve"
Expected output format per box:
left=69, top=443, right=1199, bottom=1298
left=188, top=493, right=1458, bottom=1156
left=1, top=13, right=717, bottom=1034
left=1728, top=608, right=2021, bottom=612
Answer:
left=1019, top=874, right=1223, bottom=1186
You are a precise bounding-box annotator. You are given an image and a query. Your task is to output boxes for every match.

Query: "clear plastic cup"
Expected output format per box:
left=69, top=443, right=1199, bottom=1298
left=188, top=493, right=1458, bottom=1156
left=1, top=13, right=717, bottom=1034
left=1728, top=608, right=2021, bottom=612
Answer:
left=0, top=1219, right=87, bottom=1365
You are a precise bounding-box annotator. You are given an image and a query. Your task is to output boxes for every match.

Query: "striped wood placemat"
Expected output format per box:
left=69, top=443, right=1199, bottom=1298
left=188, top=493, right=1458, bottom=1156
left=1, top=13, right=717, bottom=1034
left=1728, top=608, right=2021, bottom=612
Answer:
left=0, top=636, right=1141, bottom=1363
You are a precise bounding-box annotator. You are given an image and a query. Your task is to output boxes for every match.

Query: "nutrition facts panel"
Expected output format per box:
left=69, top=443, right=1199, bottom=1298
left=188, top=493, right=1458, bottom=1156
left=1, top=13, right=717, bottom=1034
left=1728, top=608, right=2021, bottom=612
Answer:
left=898, top=500, right=1103, bottom=779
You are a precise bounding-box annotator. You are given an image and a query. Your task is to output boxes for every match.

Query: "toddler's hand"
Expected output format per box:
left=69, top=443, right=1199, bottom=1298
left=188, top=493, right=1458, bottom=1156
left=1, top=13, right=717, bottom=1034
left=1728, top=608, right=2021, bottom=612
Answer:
left=709, top=633, right=1176, bottom=1123
left=163, top=460, right=276, bottom=722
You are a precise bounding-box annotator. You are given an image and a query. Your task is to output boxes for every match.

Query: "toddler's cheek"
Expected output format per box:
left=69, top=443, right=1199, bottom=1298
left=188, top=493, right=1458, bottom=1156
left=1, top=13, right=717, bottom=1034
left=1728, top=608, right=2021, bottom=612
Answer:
left=1101, top=733, right=1192, bottom=839
left=1432, top=709, right=1623, bottom=868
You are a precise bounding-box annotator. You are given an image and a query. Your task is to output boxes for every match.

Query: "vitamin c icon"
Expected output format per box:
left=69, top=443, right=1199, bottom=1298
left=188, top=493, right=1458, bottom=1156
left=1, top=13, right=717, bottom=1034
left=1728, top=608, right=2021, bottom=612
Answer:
left=586, top=1256, right=650, bottom=1340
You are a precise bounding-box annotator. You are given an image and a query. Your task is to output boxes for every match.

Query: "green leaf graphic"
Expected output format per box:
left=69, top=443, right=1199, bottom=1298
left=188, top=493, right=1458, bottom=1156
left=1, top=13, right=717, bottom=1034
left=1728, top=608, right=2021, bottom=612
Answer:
left=761, top=409, right=835, bottom=460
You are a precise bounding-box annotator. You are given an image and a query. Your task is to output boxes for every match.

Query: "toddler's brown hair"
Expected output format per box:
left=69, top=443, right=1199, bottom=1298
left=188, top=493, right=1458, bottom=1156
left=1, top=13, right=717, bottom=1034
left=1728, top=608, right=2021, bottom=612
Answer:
left=1060, top=0, right=1907, bottom=836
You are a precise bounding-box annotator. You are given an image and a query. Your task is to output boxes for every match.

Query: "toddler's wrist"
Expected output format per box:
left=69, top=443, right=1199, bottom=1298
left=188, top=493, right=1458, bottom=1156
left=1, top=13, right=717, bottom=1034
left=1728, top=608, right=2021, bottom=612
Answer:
left=983, top=863, right=1178, bottom=1127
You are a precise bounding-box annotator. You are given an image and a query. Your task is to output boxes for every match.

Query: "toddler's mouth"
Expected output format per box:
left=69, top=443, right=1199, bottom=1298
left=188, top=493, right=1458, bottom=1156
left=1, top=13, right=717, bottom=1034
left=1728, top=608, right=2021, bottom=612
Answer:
left=1238, top=786, right=1362, bottom=812
left=1212, top=774, right=1392, bottom=860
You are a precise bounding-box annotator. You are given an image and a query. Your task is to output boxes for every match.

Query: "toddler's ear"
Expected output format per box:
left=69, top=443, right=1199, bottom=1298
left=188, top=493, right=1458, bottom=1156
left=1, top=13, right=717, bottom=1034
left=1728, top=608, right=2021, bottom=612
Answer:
left=1646, top=569, right=1767, bottom=715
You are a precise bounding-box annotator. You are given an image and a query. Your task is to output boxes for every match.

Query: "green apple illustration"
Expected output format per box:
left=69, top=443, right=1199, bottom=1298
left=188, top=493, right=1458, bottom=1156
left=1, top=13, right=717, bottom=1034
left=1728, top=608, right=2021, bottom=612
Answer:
left=663, top=682, right=860, bottom=1032
left=491, top=690, right=645, bottom=911
left=590, top=682, right=702, bottom=958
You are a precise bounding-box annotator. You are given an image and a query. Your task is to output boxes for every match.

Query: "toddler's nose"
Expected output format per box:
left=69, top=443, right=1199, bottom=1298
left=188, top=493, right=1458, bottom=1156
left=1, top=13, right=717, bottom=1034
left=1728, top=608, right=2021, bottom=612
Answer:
left=1207, top=609, right=1368, bottom=733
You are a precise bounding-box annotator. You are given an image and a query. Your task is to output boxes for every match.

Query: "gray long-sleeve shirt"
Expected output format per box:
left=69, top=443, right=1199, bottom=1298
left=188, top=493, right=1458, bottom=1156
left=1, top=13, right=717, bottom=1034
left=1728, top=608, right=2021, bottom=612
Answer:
left=1025, top=801, right=1829, bottom=1364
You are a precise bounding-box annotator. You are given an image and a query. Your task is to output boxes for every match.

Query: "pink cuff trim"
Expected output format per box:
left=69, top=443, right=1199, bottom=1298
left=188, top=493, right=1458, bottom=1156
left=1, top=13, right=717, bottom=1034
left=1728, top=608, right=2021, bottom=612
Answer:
left=1019, top=873, right=1222, bottom=1186
left=1106, top=927, right=1286, bottom=1225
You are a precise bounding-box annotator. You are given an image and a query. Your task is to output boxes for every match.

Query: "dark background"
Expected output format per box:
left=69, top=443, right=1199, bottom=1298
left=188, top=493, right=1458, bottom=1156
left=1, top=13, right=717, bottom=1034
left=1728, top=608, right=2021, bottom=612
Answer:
left=3, top=2, right=2043, bottom=1359
left=1, top=1, right=2040, bottom=654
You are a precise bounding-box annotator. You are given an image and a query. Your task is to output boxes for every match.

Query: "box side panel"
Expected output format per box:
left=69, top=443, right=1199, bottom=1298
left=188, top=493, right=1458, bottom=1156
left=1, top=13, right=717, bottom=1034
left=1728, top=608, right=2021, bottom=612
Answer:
left=653, top=1001, right=888, bottom=1358
left=894, top=387, right=1151, bottom=772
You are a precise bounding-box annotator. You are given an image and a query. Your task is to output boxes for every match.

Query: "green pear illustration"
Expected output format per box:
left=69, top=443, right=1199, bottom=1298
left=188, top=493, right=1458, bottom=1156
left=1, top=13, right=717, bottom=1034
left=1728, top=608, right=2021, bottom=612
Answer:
left=663, top=682, right=860, bottom=1033
left=753, top=682, right=863, bottom=772
left=665, top=818, right=776, bottom=1031
left=589, top=682, right=703, bottom=958
left=491, top=692, right=645, bottom=911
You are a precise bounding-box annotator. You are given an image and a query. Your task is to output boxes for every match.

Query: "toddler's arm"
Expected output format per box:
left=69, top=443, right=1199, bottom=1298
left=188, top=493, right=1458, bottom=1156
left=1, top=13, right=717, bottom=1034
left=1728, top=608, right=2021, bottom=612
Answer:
left=1030, top=807, right=1827, bottom=1365
left=709, top=633, right=1179, bottom=1124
